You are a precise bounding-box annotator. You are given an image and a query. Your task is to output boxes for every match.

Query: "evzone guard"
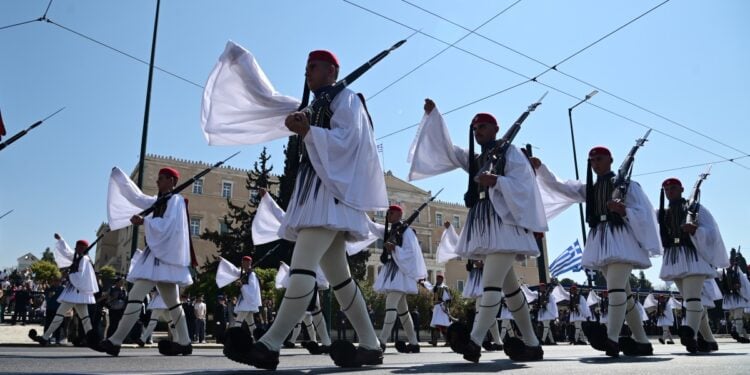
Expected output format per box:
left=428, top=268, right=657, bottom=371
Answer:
left=408, top=97, right=548, bottom=363
left=29, top=234, right=100, bottom=348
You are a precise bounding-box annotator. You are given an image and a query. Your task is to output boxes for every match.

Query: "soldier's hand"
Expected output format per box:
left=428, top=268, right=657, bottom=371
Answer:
left=681, top=223, right=697, bottom=235
left=385, top=242, right=396, bottom=252
left=477, top=172, right=498, bottom=187
left=258, top=188, right=267, bottom=198
left=606, top=200, right=626, bottom=216
left=284, top=112, right=310, bottom=137
left=424, top=98, right=436, bottom=114
left=130, top=215, right=144, bottom=225
left=529, top=157, right=542, bottom=170
left=54, top=233, right=61, bottom=240
left=443, top=221, right=451, bottom=229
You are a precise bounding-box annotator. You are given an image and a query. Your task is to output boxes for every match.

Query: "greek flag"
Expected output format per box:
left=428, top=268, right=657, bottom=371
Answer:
left=549, top=240, right=583, bottom=277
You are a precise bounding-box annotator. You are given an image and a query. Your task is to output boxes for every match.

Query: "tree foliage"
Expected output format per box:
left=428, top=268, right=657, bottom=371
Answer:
left=30, top=260, right=60, bottom=284
left=41, top=247, right=55, bottom=263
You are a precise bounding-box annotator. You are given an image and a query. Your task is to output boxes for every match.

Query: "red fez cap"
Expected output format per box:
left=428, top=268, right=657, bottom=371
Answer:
left=388, top=205, right=403, bottom=213
left=159, top=167, right=180, bottom=180
left=308, top=50, right=339, bottom=67
left=570, top=284, right=578, bottom=290
left=242, top=256, right=252, bottom=262
left=588, top=146, right=611, bottom=158
left=539, top=283, right=546, bottom=287
left=471, top=113, right=497, bottom=126
left=76, top=240, right=89, bottom=248
left=662, top=178, right=682, bottom=187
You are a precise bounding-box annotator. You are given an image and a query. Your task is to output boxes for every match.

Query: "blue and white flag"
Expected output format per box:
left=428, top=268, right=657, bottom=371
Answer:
left=549, top=240, right=583, bottom=277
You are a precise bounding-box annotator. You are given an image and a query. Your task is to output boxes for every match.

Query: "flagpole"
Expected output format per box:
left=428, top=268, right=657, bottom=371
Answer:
left=130, top=0, right=161, bottom=259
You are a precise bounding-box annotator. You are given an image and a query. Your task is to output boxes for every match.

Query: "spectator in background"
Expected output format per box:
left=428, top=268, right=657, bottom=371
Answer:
left=215, top=295, right=229, bottom=344
left=194, top=295, right=207, bottom=343
left=106, top=278, right=127, bottom=337
left=182, top=294, right=196, bottom=342
left=12, top=283, right=32, bottom=325
left=411, top=308, right=421, bottom=342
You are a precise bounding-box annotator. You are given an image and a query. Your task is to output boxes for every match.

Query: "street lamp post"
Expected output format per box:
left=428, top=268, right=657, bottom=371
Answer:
left=568, top=90, right=597, bottom=286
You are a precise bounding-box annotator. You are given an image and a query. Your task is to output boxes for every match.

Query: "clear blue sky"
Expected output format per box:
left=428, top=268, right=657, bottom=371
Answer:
left=1, top=1, right=748, bottom=288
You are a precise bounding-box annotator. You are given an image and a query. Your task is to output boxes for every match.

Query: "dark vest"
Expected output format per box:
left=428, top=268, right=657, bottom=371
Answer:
left=586, top=172, right=624, bottom=228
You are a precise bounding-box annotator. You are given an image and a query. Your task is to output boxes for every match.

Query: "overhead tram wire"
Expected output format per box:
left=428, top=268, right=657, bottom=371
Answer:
left=635, top=154, right=750, bottom=177
left=45, top=19, right=204, bottom=89
left=351, top=2, right=750, bottom=172
left=0, top=0, right=54, bottom=31
left=42, top=0, right=54, bottom=19
left=367, top=0, right=524, bottom=101
left=376, top=78, right=531, bottom=140
left=401, top=0, right=750, bottom=161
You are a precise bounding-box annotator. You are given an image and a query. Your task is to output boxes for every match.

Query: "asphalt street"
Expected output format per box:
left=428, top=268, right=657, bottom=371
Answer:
left=1, top=338, right=748, bottom=374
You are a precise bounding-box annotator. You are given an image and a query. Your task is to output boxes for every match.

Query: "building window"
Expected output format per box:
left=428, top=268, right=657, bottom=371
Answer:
left=453, top=215, right=460, bottom=229
left=222, top=181, right=233, bottom=199
left=192, top=178, right=203, bottom=195
left=190, top=217, right=201, bottom=236
left=219, top=220, right=229, bottom=235
left=457, top=280, right=464, bottom=293
left=435, top=213, right=443, bottom=226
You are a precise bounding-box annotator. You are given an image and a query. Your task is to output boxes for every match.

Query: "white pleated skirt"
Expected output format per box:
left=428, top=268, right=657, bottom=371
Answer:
left=461, top=269, right=483, bottom=298
left=660, top=246, right=715, bottom=281
left=538, top=307, right=556, bottom=321
left=723, top=294, right=750, bottom=310
left=456, top=200, right=538, bottom=259
left=58, top=284, right=95, bottom=304
left=569, top=310, right=588, bottom=322
left=656, top=313, right=674, bottom=327
left=128, top=247, right=193, bottom=287
left=280, top=163, right=371, bottom=242
left=583, top=222, right=651, bottom=270
left=430, top=304, right=451, bottom=327
left=373, top=261, right=418, bottom=295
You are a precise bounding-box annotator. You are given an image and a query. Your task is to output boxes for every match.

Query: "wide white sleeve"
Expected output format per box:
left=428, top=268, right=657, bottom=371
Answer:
left=534, top=164, right=586, bottom=220
left=345, top=220, right=383, bottom=256
left=53, top=238, right=74, bottom=268
left=436, top=225, right=460, bottom=264
left=643, top=293, right=658, bottom=311
left=586, top=290, right=601, bottom=306
left=107, top=167, right=157, bottom=231
left=68, top=255, right=98, bottom=293
left=143, top=195, right=191, bottom=267
left=275, top=262, right=290, bottom=289
left=252, top=194, right=285, bottom=245
left=521, top=284, right=538, bottom=303
left=623, top=182, right=662, bottom=257
left=216, top=257, right=241, bottom=288
left=490, top=145, right=548, bottom=232
left=690, top=205, right=730, bottom=268
left=407, top=109, right=470, bottom=181
left=551, top=284, right=570, bottom=301
left=243, top=272, right=262, bottom=309
left=393, top=228, right=427, bottom=281
left=200, top=41, right=299, bottom=145
left=303, top=90, right=388, bottom=211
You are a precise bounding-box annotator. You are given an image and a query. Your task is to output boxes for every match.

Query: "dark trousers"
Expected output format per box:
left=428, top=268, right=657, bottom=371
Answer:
left=11, top=304, right=27, bottom=324
left=107, top=309, right=124, bottom=337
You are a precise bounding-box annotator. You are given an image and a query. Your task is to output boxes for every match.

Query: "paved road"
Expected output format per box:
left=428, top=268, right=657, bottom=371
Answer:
left=1, top=339, right=748, bottom=374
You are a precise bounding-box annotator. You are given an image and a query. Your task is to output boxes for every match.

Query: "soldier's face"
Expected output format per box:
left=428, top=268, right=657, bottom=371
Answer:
left=156, top=174, right=176, bottom=193
left=305, top=60, right=335, bottom=91
left=386, top=210, right=402, bottom=224
left=663, top=184, right=684, bottom=201
left=589, top=155, right=613, bottom=176
left=472, top=122, right=499, bottom=146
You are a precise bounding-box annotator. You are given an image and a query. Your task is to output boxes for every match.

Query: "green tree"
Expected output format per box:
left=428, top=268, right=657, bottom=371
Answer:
left=637, top=270, right=652, bottom=291
left=30, top=260, right=60, bottom=284
left=99, top=265, right=116, bottom=280
left=559, top=278, right=576, bottom=287
left=41, top=247, right=55, bottom=263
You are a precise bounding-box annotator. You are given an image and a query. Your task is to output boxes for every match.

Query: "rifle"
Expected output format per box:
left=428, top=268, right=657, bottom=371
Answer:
left=0, top=107, right=65, bottom=152
left=82, top=152, right=240, bottom=255
left=475, top=92, right=547, bottom=179
left=686, top=165, right=711, bottom=226
left=385, top=188, right=443, bottom=248
left=301, top=38, right=408, bottom=121
left=612, top=129, right=652, bottom=203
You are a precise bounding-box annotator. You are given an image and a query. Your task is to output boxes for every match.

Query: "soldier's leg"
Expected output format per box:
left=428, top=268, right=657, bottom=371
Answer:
left=379, top=292, right=402, bottom=344
left=503, top=267, right=539, bottom=347
left=108, top=280, right=154, bottom=345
